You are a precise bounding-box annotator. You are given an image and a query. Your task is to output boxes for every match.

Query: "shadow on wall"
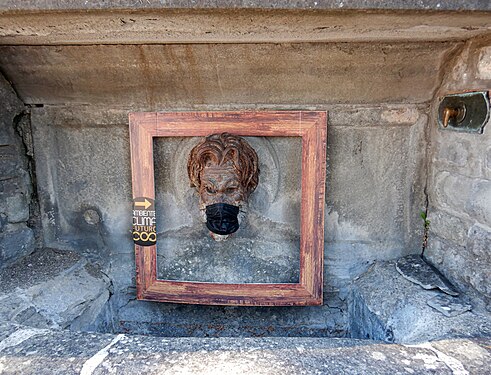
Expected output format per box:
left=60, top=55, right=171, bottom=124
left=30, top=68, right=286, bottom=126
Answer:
left=0, top=74, right=36, bottom=268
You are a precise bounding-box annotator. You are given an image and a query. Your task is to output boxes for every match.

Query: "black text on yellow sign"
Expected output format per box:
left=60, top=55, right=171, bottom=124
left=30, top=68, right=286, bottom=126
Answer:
left=132, top=197, right=156, bottom=246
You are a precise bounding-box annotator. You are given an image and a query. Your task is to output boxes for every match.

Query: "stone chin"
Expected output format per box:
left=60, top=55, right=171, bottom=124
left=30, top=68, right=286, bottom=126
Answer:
left=210, top=232, right=230, bottom=242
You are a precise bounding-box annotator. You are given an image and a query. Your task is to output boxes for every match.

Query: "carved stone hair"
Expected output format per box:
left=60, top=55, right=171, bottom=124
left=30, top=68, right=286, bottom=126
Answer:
left=187, top=133, right=259, bottom=197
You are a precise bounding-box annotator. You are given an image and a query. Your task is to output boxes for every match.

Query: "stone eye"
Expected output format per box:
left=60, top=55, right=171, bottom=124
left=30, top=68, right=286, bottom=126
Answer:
left=225, top=187, right=237, bottom=194
left=205, top=186, right=216, bottom=194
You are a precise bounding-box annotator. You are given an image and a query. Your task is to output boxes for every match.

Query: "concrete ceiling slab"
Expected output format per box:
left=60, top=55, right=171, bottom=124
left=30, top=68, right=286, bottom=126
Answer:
left=0, top=42, right=456, bottom=106
left=0, top=10, right=490, bottom=45
left=0, top=0, right=490, bottom=12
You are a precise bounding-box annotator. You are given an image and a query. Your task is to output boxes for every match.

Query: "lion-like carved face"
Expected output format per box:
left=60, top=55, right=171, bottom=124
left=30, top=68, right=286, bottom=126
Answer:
left=188, top=133, right=259, bottom=241
left=199, top=165, right=245, bottom=206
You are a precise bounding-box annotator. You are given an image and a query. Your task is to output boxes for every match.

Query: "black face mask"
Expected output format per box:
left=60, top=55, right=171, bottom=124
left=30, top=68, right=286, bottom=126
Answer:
left=205, top=203, right=240, bottom=235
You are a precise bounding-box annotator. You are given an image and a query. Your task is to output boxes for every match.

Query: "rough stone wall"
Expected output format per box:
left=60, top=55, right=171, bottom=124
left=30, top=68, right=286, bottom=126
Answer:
left=0, top=3, right=490, bottom=340
left=0, top=248, right=110, bottom=331
left=27, top=102, right=427, bottom=336
left=0, top=43, right=455, bottom=106
left=0, top=73, right=35, bottom=267
left=0, top=40, right=443, bottom=335
left=425, top=37, right=491, bottom=310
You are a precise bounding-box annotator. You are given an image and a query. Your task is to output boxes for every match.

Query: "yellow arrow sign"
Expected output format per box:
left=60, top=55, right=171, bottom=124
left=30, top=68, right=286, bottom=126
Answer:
left=134, top=199, right=152, bottom=210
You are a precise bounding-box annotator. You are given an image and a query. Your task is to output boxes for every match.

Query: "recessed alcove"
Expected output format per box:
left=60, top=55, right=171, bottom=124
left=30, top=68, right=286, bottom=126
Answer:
left=154, top=136, right=302, bottom=284
left=0, top=3, right=490, bottom=352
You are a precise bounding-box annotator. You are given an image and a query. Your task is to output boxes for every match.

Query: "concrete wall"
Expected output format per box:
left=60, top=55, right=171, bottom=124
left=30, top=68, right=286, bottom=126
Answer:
left=26, top=100, right=428, bottom=335
left=0, top=43, right=454, bottom=106
left=0, top=38, right=443, bottom=335
left=0, top=74, right=35, bottom=267
left=426, top=37, right=491, bottom=311
left=1, top=8, right=491, bottom=46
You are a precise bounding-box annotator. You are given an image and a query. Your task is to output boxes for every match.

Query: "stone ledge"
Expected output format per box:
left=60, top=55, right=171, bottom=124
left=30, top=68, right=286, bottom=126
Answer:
left=0, top=252, right=490, bottom=373
left=1, top=11, right=489, bottom=46
left=1, top=0, right=490, bottom=12
left=0, top=322, right=490, bottom=374
left=0, top=248, right=110, bottom=331
left=349, top=259, right=491, bottom=344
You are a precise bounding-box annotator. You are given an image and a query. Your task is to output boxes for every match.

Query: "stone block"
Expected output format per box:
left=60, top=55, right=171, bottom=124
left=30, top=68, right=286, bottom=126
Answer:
left=466, top=179, right=491, bottom=227
left=0, top=322, right=19, bottom=342
left=424, top=235, right=447, bottom=266
left=0, top=225, right=35, bottom=267
left=0, top=294, right=33, bottom=324
left=116, top=298, right=344, bottom=337
left=380, top=107, right=420, bottom=124
left=0, top=72, right=33, bottom=267
left=25, top=264, right=110, bottom=329
left=69, top=289, right=110, bottom=331
left=466, top=224, right=491, bottom=264
left=327, top=123, right=424, bottom=249
left=3, top=322, right=491, bottom=375
left=477, top=46, right=491, bottom=80
left=432, top=171, right=471, bottom=214
left=428, top=209, right=468, bottom=247
left=467, top=269, right=491, bottom=298
left=328, top=104, right=421, bottom=127
left=349, top=260, right=491, bottom=344
left=432, top=114, right=491, bottom=179
left=325, top=240, right=407, bottom=295
left=0, top=43, right=450, bottom=106
left=107, top=253, right=136, bottom=293
left=0, top=72, right=23, bottom=115
left=6, top=193, right=29, bottom=223
left=0, top=214, right=6, bottom=232
left=0, top=326, right=117, bottom=375
left=483, top=145, right=491, bottom=180
left=432, top=172, right=491, bottom=227
left=434, top=138, right=471, bottom=168
left=0, top=249, right=110, bottom=330
left=426, top=233, right=491, bottom=300
left=157, top=235, right=300, bottom=283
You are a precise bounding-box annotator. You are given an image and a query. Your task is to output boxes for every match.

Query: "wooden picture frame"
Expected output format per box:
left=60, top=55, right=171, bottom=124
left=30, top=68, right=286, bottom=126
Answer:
left=129, top=111, right=327, bottom=306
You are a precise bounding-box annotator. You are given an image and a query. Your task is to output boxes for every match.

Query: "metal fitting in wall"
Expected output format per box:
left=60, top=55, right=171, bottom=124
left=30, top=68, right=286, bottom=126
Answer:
left=438, top=91, right=490, bottom=134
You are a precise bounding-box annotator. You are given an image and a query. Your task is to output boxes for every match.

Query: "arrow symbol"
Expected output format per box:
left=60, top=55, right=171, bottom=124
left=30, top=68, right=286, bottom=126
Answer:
left=135, top=199, right=152, bottom=210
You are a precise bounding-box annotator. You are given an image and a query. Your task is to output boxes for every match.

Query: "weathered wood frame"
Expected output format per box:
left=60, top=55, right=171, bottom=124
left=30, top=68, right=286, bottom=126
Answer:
left=129, top=111, right=327, bottom=306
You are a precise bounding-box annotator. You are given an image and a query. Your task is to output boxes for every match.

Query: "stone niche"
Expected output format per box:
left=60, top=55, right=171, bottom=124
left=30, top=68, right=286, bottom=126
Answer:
left=0, top=4, right=490, bottom=342
left=154, top=136, right=302, bottom=284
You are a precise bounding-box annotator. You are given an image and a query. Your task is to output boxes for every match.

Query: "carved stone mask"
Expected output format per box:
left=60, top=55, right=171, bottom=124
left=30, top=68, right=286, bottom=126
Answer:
left=188, top=133, right=259, bottom=241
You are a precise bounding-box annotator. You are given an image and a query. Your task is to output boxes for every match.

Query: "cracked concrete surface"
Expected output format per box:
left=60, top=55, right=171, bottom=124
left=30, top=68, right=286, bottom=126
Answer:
left=0, top=248, right=110, bottom=331
left=1, top=321, right=490, bottom=374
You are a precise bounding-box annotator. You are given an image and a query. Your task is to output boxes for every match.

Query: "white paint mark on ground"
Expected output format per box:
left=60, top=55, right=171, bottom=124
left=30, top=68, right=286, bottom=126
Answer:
left=371, top=351, right=387, bottom=361
left=0, top=329, right=46, bottom=353
left=80, top=334, right=124, bottom=375
left=406, top=342, right=469, bottom=375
